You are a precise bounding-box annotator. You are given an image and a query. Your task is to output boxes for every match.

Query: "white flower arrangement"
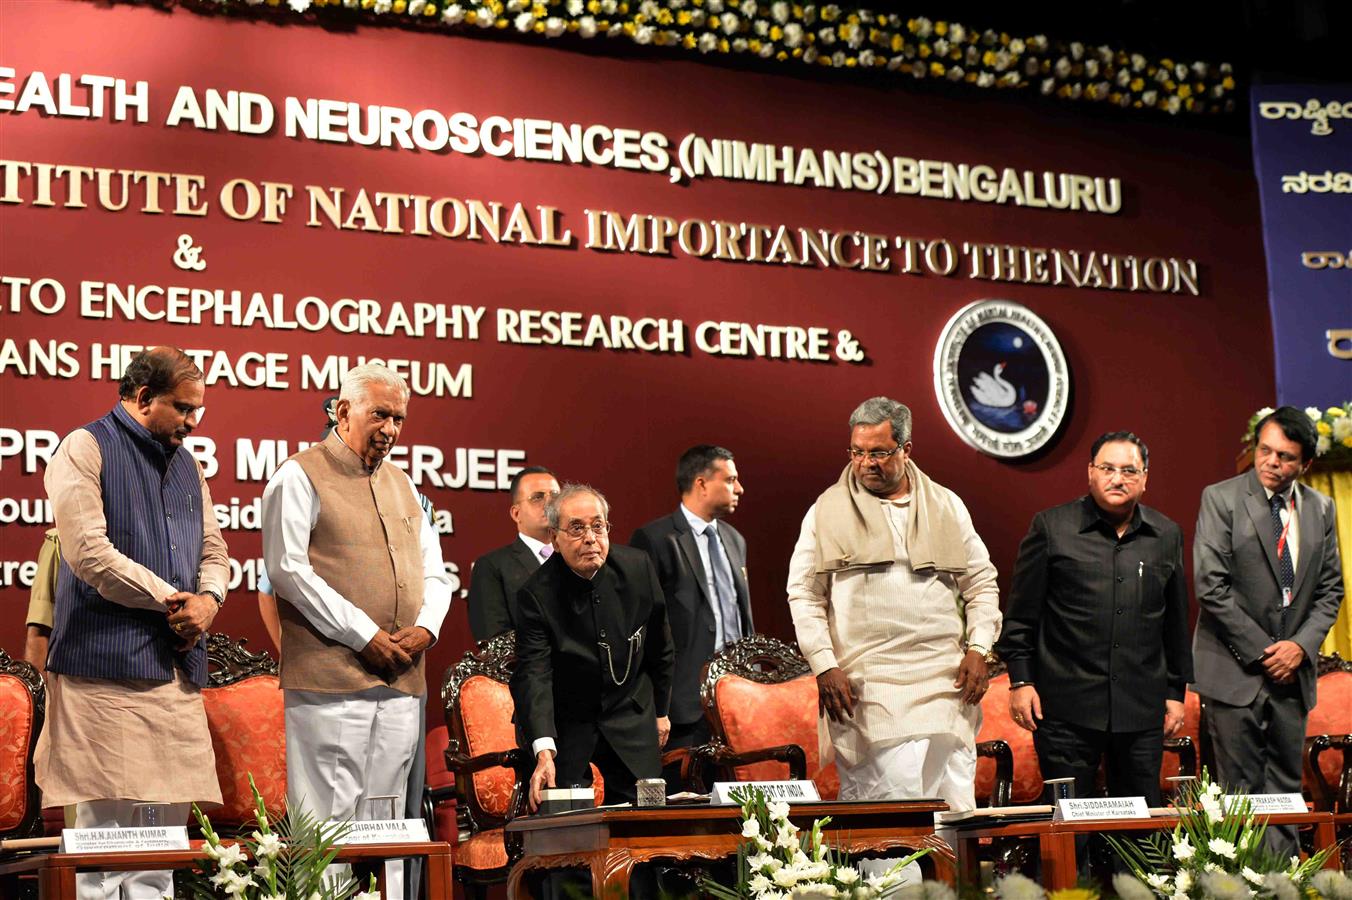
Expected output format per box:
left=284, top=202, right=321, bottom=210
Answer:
left=1243, top=402, right=1352, bottom=463
left=184, top=774, right=377, bottom=900
left=1109, top=769, right=1343, bottom=900
left=702, top=786, right=930, bottom=900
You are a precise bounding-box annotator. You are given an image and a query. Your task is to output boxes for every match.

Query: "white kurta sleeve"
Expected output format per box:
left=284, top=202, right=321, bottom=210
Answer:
left=408, top=480, right=452, bottom=643
left=785, top=504, right=840, bottom=676
left=261, top=459, right=380, bottom=652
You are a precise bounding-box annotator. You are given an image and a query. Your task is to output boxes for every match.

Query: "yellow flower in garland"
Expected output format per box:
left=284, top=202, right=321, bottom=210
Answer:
left=776, top=49, right=788, bottom=60
left=266, top=0, right=280, bottom=6
left=1130, top=77, right=1144, bottom=91
left=769, top=25, right=781, bottom=39
left=933, top=20, right=946, bottom=36
left=1222, top=75, right=1235, bottom=89
left=587, top=0, right=600, bottom=11
left=1343, top=436, right=1352, bottom=449
left=890, top=33, right=903, bottom=52
left=718, top=37, right=729, bottom=51
left=655, top=8, right=671, bottom=24
left=748, top=38, right=761, bottom=51
left=982, top=49, right=996, bottom=66
left=918, top=43, right=931, bottom=58
left=1329, top=407, right=1347, bottom=418
left=393, top=0, right=406, bottom=12
left=1316, top=421, right=1333, bottom=436
left=929, top=60, right=944, bottom=76
left=465, top=8, right=477, bottom=21
left=677, top=10, right=691, bottom=24
left=423, top=2, right=436, bottom=12
left=1178, top=84, right=1192, bottom=98
left=681, top=32, right=696, bottom=47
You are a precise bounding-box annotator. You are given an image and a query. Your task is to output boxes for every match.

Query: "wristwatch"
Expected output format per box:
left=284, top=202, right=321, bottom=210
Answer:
left=203, top=588, right=225, bottom=608
left=967, top=644, right=998, bottom=664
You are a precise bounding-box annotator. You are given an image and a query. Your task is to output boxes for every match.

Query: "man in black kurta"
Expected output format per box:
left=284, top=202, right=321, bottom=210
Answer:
left=995, top=431, right=1193, bottom=804
left=511, top=484, right=675, bottom=807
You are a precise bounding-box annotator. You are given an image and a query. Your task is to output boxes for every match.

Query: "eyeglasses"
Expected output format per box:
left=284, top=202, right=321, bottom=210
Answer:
left=523, top=491, right=560, bottom=506
left=557, top=520, right=613, bottom=540
left=1092, top=463, right=1146, bottom=481
left=848, top=446, right=903, bottom=462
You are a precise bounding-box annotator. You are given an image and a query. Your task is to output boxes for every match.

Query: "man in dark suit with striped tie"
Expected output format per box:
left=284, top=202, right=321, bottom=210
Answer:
left=1192, top=407, right=1343, bottom=853
left=467, top=466, right=560, bottom=642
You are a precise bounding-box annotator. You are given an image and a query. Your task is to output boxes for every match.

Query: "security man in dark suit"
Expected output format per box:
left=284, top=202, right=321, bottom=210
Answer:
left=512, top=484, right=676, bottom=807
left=466, top=466, right=559, bottom=642
left=995, top=431, right=1193, bottom=805
left=1192, top=407, right=1342, bottom=853
left=631, top=445, right=752, bottom=753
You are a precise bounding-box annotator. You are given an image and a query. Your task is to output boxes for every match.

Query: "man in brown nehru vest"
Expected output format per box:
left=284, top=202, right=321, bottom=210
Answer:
left=262, top=363, right=452, bottom=900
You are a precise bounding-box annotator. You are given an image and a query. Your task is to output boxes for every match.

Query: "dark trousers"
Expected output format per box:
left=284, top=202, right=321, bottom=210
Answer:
left=556, top=731, right=644, bottom=806
left=1033, top=717, right=1165, bottom=806
left=1206, top=681, right=1305, bottom=856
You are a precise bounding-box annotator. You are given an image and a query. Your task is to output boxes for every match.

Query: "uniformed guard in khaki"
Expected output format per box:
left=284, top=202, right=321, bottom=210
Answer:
left=278, top=430, right=427, bottom=696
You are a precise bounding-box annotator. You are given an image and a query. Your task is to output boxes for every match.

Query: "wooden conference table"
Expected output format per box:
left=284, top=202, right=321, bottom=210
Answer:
left=0, top=840, right=455, bottom=900
left=504, top=799, right=956, bottom=899
left=951, top=811, right=1340, bottom=891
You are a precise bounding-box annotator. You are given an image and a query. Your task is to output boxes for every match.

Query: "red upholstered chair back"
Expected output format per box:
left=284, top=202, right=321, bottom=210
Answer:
left=423, top=726, right=457, bottom=841
left=203, top=635, right=286, bottom=829
left=1307, top=657, right=1352, bottom=795
left=442, top=632, right=604, bottom=838
left=0, top=648, right=44, bottom=839
left=976, top=673, right=1043, bottom=804
left=702, top=635, right=839, bottom=800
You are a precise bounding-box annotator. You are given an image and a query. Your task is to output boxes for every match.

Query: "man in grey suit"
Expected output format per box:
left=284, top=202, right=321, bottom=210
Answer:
left=1192, top=406, right=1343, bottom=853
left=467, top=466, right=560, bottom=642
left=631, top=445, right=753, bottom=754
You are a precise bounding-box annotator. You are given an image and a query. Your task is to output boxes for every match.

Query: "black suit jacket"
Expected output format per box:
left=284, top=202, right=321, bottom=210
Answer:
left=510, top=545, right=676, bottom=781
left=995, top=496, right=1193, bottom=733
left=630, top=510, right=753, bottom=725
left=467, top=537, right=541, bottom=642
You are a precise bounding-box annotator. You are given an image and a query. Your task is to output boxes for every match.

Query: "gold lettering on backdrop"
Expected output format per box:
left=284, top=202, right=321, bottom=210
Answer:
left=1301, top=251, right=1349, bottom=270
left=1328, top=330, right=1352, bottom=360
left=1257, top=99, right=1352, bottom=136
left=1280, top=171, right=1352, bottom=194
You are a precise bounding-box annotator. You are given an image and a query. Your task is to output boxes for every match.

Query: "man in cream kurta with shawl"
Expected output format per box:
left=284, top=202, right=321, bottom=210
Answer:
left=787, top=397, right=1001, bottom=826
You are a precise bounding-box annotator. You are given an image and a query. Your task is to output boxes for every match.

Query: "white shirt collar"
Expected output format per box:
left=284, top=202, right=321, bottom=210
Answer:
left=1262, top=484, right=1298, bottom=510
left=680, top=503, right=715, bottom=535
left=518, top=532, right=551, bottom=560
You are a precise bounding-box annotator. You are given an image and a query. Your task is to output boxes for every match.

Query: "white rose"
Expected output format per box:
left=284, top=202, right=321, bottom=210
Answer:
left=817, top=27, right=835, bottom=45
left=1085, top=58, right=1099, bottom=77
left=976, top=72, right=995, bottom=87
left=757, top=41, right=774, bottom=56
left=638, top=0, right=658, bottom=18
left=689, top=9, right=705, bottom=25
left=947, top=65, right=964, bottom=80
left=372, top=0, right=391, bottom=12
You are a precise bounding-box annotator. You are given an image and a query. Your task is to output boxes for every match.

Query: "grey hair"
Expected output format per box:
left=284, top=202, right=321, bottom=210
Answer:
left=848, top=396, right=912, bottom=445
left=339, top=363, right=410, bottom=407
left=546, top=483, right=610, bottom=530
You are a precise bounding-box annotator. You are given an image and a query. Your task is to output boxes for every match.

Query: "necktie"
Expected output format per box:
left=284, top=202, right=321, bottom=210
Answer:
left=1270, top=492, right=1294, bottom=637
left=705, top=525, right=742, bottom=648
left=539, top=545, right=552, bottom=561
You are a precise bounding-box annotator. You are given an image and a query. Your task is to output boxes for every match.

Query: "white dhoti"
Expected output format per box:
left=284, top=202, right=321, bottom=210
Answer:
left=836, top=734, right=977, bottom=884
left=284, top=686, right=422, bottom=900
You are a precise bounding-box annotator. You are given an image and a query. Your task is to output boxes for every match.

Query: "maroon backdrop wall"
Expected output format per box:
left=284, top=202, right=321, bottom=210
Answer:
left=0, top=1, right=1272, bottom=724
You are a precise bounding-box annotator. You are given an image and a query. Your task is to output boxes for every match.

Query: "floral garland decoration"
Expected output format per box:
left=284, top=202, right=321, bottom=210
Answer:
left=1244, top=403, right=1352, bottom=464
left=161, top=0, right=1237, bottom=115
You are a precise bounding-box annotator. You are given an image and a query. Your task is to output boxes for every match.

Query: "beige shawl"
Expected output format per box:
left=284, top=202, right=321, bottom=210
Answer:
left=812, top=459, right=969, bottom=574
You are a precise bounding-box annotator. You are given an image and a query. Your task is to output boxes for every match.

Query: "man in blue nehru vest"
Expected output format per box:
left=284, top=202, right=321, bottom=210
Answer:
left=37, top=347, right=228, bottom=900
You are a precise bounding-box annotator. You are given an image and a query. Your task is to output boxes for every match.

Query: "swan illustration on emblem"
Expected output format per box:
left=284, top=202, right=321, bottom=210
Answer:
left=969, top=362, right=1017, bottom=408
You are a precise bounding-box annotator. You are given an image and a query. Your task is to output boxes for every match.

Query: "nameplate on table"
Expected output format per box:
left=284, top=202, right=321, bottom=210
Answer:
left=61, top=826, right=190, bottom=853
left=1053, top=797, right=1149, bottom=821
left=712, top=780, right=820, bottom=805
left=1222, top=793, right=1306, bottom=814
left=336, top=819, right=430, bottom=844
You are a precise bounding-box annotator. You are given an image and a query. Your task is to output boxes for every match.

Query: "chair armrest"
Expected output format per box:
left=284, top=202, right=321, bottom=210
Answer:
left=707, top=743, right=808, bottom=781
left=421, top=784, right=457, bottom=842
left=445, top=747, right=526, bottom=778
left=977, top=740, right=1013, bottom=808
left=660, top=746, right=709, bottom=794
left=1305, top=734, right=1349, bottom=812
left=1163, top=736, right=1197, bottom=778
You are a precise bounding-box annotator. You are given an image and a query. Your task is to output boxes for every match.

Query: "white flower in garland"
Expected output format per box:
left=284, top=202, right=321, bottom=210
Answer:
left=1069, top=41, right=1084, bottom=60
left=1053, top=56, right=1071, bottom=77
left=753, top=19, right=769, bottom=36
left=1039, top=76, right=1055, bottom=94
left=696, top=31, right=717, bottom=52
left=634, top=23, right=654, bottom=42
left=689, top=9, right=706, bottom=26
left=950, top=23, right=966, bottom=43
left=720, top=11, right=739, bottom=33
left=1085, top=58, right=1099, bottom=77
left=912, top=16, right=932, bottom=38
left=1141, top=89, right=1157, bottom=105
left=1024, top=57, right=1039, bottom=75
left=829, top=50, right=845, bottom=67
left=843, top=22, right=863, bottom=48
left=947, top=65, right=964, bottom=81
left=782, top=22, right=802, bottom=46
left=859, top=49, right=875, bottom=66
left=976, top=71, right=994, bottom=87
left=566, top=0, right=582, bottom=14
left=476, top=11, right=497, bottom=27
left=732, top=36, right=748, bottom=52
left=705, top=0, right=723, bottom=13
left=408, top=0, right=426, bottom=14
left=932, top=37, right=949, bottom=56
left=638, top=0, right=658, bottom=20
left=802, top=46, right=819, bottom=63
left=287, top=0, right=312, bottom=12
left=513, top=12, right=533, bottom=30
left=757, top=41, right=774, bottom=56
left=575, top=14, right=596, bottom=35
left=544, top=17, right=565, bottom=36
left=816, top=27, right=835, bottom=45
left=999, top=72, right=1020, bottom=86
left=742, top=0, right=758, bottom=17
left=770, top=1, right=789, bottom=23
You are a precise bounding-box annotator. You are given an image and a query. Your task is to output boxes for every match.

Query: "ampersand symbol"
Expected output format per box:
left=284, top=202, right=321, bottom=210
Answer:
left=835, top=330, right=866, bottom=363
left=173, top=234, right=207, bottom=272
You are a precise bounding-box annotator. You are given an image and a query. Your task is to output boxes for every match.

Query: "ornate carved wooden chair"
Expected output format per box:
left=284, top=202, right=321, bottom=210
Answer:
left=0, top=648, right=45, bottom=842
left=1305, top=653, right=1352, bottom=868
left=442, top=631, right=606, bottom=900
left=698, top=634, right=831, bottom=796
left=202, top=633, right=286, bottom=832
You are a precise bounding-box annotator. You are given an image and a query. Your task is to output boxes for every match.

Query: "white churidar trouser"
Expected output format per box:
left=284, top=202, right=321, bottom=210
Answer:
left=285, top=686, right=422, bottom=900
left=836, top=734, right=977, bottom=885
left=74, top=800, right=190, bottom=900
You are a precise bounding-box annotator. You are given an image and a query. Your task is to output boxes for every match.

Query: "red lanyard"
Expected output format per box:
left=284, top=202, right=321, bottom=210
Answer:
left=1276, top=493, right=1295, bottom=560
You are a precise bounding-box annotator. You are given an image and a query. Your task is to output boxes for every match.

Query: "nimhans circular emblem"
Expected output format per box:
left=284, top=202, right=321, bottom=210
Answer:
left=933, top=300, right=1069, bottom=459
